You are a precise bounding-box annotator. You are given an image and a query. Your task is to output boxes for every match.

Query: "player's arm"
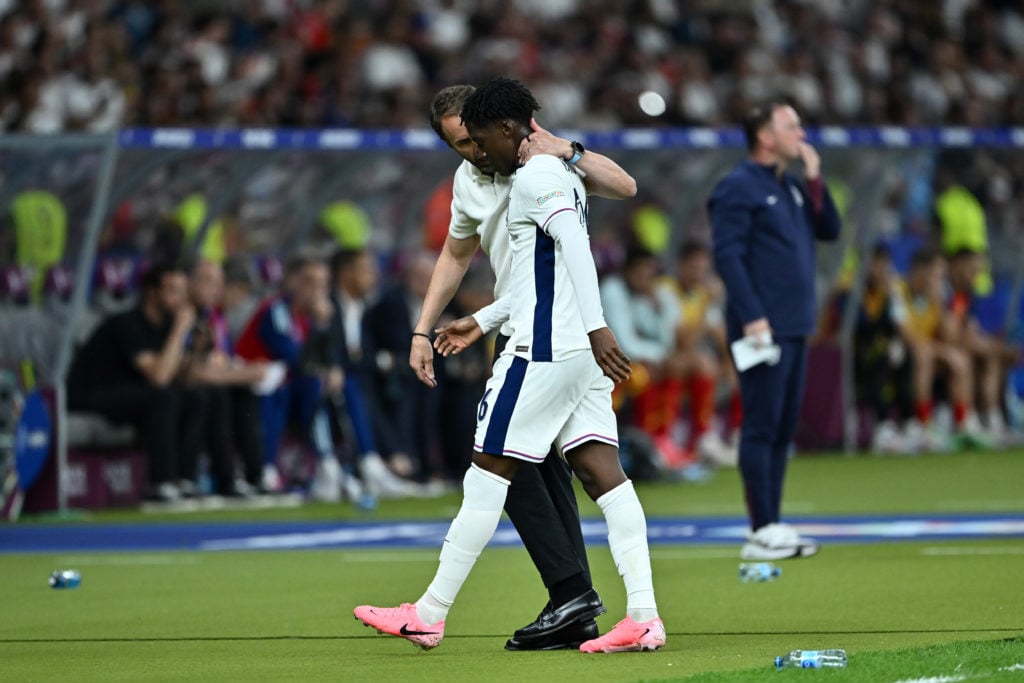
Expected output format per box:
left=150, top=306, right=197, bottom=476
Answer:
left=521, top=118, right=636, bottom=199
left=709, top=179, right=769, bottom=338
left=187, top=356, right=268, bottom=386
left=134, top=306, right=194, bottom=387
left=529, top=170, right=630, bottom=382
left=259, top=301, right=304, bottom=368
left=410, top=231, right=481, bottom=387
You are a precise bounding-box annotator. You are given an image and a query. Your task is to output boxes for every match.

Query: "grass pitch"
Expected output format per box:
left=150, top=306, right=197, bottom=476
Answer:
left=3, top=450, right=1023, bottom=682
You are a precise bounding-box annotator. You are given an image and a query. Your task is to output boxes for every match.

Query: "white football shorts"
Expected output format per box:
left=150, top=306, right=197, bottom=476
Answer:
left=473, top=351, right=618, bottom=462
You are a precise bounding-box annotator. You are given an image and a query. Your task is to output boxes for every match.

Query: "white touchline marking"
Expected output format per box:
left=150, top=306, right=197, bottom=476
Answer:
left=936, top=500, right=1024, bottom=510
left=999, top=663, right=1024, bottom=672
left=889, top=676, right=967, bottom=683
left=920, top=546, right=1024, bottom=556
left=651, top=548, right=742, bottom=560
left=341, top=552, right=437, bottom=563
left=55, top=554, right=202, bottom=565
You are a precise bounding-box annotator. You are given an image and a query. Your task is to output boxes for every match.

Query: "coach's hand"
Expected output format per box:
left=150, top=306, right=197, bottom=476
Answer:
left=589, top=327, right=632, bottom=383
left=434, top=316, right=484, bottom=358
left=798, top=141, right=820, bottom=180
left=410, top=335, right=437, bottom=388
left=518, top=118, right=570, bottom=165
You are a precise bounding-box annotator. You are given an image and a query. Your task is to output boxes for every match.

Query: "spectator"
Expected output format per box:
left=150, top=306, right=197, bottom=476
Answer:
left=221, top=255, right=259, bottom=341
left=3, top=1, right=1024, bottom=131
left=945, top=248, right=1021, bottom=446
left=602, top=246, right=718, bottom=469
left=434, top=263, right=493, bottom=484
left=895, top=248, right=979, bottom=450
left=235, top=254, right=354, bottom=501
left=365, top=251, right=440, bottom=482
left=933, top=165, right=991, bottom=294
left=181, top=258, right=269, bottom=494
left=329, top=247, right=422, bottom=498
left=830, top=244, right=917, bottom=453
left=661, top=240, right=740, bottom=465
left=67, top=262, right=194, bottom=501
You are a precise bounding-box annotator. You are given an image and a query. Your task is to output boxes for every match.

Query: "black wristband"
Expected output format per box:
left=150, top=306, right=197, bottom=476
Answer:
left=412, top=332, right=432, bottom=340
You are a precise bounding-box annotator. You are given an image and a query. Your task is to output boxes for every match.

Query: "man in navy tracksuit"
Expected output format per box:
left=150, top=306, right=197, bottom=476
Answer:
left=708, top=100, right=841, bottom=560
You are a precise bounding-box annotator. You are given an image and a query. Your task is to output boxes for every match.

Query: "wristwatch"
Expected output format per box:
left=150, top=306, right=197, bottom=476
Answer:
left=568, top=140, right=586, bottom=165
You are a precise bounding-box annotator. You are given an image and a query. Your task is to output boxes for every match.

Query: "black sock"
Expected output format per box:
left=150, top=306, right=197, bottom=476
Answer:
left=549, top=572, right=590, bottom=609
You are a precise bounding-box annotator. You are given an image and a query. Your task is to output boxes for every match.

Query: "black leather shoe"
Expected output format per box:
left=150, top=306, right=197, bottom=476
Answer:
left=504, top=618, right=599, bottom=651
left=511, top=589, right=606, bottom=643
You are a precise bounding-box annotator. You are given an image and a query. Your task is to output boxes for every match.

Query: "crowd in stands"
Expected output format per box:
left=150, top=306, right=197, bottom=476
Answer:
left=3, top=0, right=1024, bottom=133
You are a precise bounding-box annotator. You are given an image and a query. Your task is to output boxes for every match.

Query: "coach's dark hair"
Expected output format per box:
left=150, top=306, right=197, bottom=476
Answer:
left=742, top=97, right=793, bottom=151
left=460, top=77, right=540, bottom=130
left=430, top=85, right=475, bottom=140
left=140, top=261, right=184, bottom=293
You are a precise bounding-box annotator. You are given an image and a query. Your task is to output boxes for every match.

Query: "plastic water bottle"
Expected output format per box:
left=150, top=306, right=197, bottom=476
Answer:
left=738, top=562, right=781, bottom=582
left=774, top=649, right=847, bottom=669
left=49, top=569, right=81, bottom=589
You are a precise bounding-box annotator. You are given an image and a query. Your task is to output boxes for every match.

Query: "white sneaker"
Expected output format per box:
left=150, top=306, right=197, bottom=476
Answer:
left=740, top=522, right=819, bottom=560
left=919, top=421, right=953, bottom=453
left=360, top=452, right=421, bottom=499
left=310, top=458, right=342, bottom=502
left=985, top=410, right=1011, bottom=448
left=262, top=464, right=283, bottom=492
left=871, top=420, right=904, bottom=454
left=149, top=481, right=182, bottom=502
left=697, top=431, right=738, bottom=467
left=341, top=470, right=365, bottom=502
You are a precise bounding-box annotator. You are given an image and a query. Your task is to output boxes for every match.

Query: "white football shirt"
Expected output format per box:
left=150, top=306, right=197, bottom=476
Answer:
left=504, top=154, right=597, bottom=362
left=448, top=159, right=513, bottom=335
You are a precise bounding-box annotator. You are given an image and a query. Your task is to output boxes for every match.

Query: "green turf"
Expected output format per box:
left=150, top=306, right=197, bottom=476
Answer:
left=3, top=450, right=1024, bottom=681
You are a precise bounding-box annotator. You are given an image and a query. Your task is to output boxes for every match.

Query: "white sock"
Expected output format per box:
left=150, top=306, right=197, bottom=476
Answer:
left=415, top=464, right=510, bottom=625
left=597, top=479, right=658, bottom=622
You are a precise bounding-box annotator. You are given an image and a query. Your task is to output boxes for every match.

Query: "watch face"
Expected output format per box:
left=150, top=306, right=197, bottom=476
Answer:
left=572, top=140, right=586, bottom=154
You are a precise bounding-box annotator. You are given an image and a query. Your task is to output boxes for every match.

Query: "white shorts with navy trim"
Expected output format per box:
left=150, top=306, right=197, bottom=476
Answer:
left=473, top=352, right=618, bottom=462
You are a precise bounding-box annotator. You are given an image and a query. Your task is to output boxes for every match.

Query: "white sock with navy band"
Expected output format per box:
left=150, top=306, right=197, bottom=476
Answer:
left=597, top=479, right=659, bottom=622
left=415, top=464, right=510, bottom=625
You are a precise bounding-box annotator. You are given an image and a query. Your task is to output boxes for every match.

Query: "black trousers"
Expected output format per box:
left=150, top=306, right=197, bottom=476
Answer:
left=228, top=386, right=265, bottom=486
left=179, top=385, right=261, bottom=494
left=69, top=382, right=193, bottom=486
left=494, top=335, right=592, bottom=589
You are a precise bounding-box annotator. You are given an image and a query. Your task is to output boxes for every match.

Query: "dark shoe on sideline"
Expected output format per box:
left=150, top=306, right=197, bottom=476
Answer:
left=512, top=589, right=606, bottom=643
left=505, top=619, right=599, bottom=651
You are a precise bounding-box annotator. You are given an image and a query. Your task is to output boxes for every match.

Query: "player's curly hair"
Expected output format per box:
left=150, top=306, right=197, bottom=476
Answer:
left=460, top=77, right=540, bottom=130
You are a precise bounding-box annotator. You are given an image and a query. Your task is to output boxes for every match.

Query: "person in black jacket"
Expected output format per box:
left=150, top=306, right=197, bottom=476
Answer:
left=68, top=263, right=194, bottom=501
left=709, top=99, right=841, bottom=561
left=365, top=251, right=441, bottom=481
